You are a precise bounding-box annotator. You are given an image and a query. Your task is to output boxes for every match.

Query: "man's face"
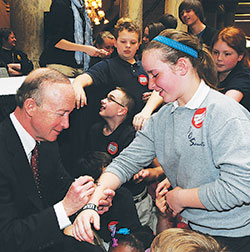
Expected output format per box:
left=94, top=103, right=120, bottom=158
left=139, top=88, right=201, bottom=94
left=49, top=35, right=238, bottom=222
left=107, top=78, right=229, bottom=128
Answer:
left=30, top=84, right=75, bottom=142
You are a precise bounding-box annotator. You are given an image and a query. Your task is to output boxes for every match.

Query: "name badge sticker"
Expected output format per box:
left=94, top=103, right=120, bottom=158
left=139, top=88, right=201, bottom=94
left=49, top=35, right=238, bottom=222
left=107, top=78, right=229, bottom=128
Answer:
left=192, top=107, right=206, bottom=128
left=138, top=74, right=148, bottom=86
left=107, top=141, right=118, bottom=155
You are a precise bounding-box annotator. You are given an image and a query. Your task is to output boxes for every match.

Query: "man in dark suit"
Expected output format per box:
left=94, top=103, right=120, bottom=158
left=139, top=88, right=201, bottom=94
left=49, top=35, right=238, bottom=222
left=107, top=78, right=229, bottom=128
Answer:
left=0, top=68, right=110, bottom=252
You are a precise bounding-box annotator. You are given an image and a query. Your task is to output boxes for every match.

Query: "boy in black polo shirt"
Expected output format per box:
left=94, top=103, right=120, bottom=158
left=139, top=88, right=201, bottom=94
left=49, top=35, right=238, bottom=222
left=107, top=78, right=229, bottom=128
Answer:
left=86, top=87, right=157, bottom=233
left=72, top=19, right=163, bottom=131
left=60, top=19, right=162, bottom=182
left=87, top=87, right=135, bottom=158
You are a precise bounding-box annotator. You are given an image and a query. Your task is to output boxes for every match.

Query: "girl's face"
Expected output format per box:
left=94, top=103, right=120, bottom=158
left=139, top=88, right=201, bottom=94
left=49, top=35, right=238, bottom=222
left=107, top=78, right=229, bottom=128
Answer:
left=212, top=39, right=243, bottom=74
left=142, top=49, right=185, bottom=105
left=114, top=29, right=140, bottom=63
left=180, top=9, right=199, bottom=26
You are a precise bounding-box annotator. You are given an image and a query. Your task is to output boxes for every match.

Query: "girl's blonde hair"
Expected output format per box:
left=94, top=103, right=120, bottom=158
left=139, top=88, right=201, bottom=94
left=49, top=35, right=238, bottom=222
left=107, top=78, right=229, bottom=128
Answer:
left=151, top=228, right=228, bottom=252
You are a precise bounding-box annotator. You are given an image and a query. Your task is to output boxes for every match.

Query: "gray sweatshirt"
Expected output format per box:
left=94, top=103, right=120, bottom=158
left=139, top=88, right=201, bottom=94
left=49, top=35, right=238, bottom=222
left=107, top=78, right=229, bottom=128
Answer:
left=106, top=81, right=250, bottom=237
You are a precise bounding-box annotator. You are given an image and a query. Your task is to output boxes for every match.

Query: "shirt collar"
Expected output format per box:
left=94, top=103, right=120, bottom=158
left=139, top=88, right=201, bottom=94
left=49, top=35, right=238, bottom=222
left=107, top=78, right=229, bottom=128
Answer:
left=10, top=112, right=36, bottom=159
left=171, top=80, right=210, bottom=112
left=117, top=55, right=139, bottom=67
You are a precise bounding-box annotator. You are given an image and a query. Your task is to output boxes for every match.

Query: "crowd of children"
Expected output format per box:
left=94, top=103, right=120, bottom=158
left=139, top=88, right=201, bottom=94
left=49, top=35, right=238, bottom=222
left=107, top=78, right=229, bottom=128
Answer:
left=1, top=0, right=250, bottom=251
left=70, top=20, right=250, bottom=252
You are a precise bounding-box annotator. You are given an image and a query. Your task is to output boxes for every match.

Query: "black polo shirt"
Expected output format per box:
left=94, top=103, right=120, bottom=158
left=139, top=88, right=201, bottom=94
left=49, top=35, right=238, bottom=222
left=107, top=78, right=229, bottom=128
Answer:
left=87, top=56, right=150, bottom=115
left=219, top=63, right=250, bottom=112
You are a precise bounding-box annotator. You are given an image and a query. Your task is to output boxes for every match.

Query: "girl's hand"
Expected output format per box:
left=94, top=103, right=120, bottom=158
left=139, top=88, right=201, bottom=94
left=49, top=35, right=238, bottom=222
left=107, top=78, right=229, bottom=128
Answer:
left=165, top=186, right=185, bottom=217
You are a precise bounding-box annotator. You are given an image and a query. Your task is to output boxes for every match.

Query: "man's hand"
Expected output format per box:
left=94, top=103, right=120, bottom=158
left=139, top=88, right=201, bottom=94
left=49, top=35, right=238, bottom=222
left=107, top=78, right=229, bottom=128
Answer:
left=62, top=176, right=95, bottom=217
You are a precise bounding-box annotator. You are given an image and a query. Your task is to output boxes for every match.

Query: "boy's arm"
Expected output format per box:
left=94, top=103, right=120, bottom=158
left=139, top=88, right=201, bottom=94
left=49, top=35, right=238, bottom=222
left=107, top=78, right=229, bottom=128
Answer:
left=72, top=172, right=120, bottom=243
left=133, top=90, right=163, bottom=131
left=72, top=73, right=94, bottom=109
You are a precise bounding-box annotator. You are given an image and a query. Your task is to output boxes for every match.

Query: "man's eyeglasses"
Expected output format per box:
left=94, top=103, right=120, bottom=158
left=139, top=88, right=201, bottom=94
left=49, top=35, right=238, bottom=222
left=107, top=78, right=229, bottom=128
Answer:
left=106, top=95, right=125, bottom=107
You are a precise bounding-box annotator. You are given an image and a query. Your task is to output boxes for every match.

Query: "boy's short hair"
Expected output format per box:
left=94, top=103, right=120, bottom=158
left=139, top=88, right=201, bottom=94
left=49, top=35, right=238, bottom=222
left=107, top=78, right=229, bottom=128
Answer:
left=74, top=151, right=112, bottom=180
left=113, top=20, right=141, bottom=42
left=116, top=86, right=136, bottom=119
left=115, top=17, right=133, bottom=27
left=159, top=13, right=178, bottom=29
left=178, top=0, right=204, bottom=23
left=145, top=22, right=166, bottom=42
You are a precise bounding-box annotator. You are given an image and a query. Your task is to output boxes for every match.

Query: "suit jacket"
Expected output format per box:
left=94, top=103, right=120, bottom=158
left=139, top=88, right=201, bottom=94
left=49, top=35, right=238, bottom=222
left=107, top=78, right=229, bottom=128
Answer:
left=0, top=117, right=74, bottom=252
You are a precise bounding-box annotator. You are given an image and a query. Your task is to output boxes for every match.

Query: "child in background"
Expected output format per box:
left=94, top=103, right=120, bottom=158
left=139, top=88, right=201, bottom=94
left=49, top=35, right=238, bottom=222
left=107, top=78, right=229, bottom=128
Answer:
left=178, top=0, right=217, bottom=47
left=137, top=22, right=166, bottom=62
left=211, top=26, right=250, bottom=111
left=159, top=13, right=177, bottom=30
left=72, top=18, right=163, bottom=130
left=150, top=228, right=228, bottom=252
left=87, top=87, right=136, bottom=158
left=89, top=31, right=115, bottom=67
left=65, top=151, right=142, bottom=250
left=108, top=232, right=144, bottom=252
left=87, top=87, right=158, bottom=233
left=59, top=18, right=163, bottom=172
left=108, top=225, right=154, bottom=252
left=138, top=14, right=178, bottom=61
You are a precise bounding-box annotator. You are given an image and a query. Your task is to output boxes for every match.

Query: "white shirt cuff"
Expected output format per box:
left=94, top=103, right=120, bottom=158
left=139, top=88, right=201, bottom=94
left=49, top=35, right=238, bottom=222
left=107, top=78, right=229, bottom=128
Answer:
left=53, top=201, right=72, bottom=230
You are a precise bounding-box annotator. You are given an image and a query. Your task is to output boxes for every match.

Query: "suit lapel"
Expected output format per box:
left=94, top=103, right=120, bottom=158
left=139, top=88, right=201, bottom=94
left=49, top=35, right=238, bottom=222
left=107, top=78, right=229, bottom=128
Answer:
left=4, top=118, right=44, bottom=210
